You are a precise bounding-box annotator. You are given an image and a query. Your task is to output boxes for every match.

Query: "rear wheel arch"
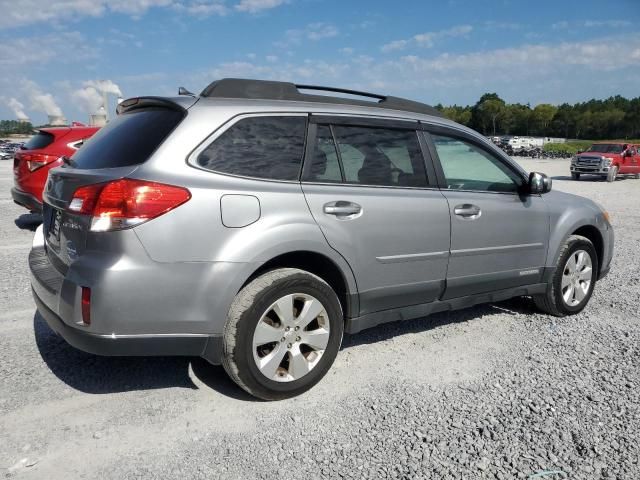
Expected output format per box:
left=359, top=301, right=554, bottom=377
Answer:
left=240, top=250, right=357, bottom=320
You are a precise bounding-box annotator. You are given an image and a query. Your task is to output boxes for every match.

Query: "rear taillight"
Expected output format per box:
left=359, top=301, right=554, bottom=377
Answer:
left=68, top=178, right=191, bottom=231
left=81, top=287, right=91, bottom=325
left=19, top=153, right=60, bottom=172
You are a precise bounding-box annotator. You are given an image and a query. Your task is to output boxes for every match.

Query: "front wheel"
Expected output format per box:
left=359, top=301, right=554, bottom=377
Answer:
left=533, top=235, right=598, bottom=317
left=571, top=172, right=580, bottom=181
left=607, top=166, right=618, bottom=182
left=222, top=268, right=343, bottom=400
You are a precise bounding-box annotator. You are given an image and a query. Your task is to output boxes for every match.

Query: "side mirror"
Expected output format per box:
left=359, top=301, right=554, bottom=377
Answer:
left=529, top=172, right=552, bottom=194
left=624, top=150, right=633, bottom=157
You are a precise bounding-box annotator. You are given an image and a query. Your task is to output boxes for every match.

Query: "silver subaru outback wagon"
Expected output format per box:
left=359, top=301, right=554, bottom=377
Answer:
left=30, top=78, right=614, bottom=400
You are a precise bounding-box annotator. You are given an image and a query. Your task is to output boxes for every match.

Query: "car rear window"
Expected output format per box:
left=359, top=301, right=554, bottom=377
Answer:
left=23, top=131, right=54, bottom=150
left=196, top=116, right=307, bottom=181
left=71, top=108, right=184, bottom=169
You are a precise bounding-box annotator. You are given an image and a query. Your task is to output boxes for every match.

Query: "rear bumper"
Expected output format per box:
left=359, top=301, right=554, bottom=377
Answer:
left=11, top=187, right=42, bottom=213
left=33, top=287, right=222, bottom=360
left=29, top=245, right=224, bottom=364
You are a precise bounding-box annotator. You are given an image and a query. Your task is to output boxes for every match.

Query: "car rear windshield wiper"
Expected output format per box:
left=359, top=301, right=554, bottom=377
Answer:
left=61, top=155, right=77, bottom=168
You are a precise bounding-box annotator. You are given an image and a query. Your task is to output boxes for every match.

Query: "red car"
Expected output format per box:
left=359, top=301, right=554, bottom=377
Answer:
left=12, top=126, right=99, bottom=212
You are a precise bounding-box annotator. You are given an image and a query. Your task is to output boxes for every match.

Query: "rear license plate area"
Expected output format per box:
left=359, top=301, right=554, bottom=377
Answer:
left=45, top=208, right=62, bottom=248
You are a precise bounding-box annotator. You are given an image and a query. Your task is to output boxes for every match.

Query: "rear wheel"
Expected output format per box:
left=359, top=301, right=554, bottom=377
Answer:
left=222, top=268, right=343, bottom=400
left=571, top=172, right=580, bottom=180
left=534, top=235, right=598, bottom=317
left=607, top=166, right=618, bottom=182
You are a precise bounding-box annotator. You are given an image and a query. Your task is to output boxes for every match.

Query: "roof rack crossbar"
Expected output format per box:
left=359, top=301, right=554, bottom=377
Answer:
left=199, top=78, right=443, bottom=118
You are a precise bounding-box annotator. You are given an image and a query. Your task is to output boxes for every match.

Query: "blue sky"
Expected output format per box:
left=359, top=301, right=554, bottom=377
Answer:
left=0, top=0, right=639, bottom=125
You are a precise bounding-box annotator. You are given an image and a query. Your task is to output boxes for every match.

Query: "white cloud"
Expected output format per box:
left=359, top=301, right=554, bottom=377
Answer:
left=186, top=33, right=640, bottom=106
left=381, top=25, right=472, bottom=52
left=277, top=22, right=339, bottom=47
left=72, top=87, right=104, bottom=114
left=2, top=98, right=29, bottom=120
left=0, top=0, right=174, bottom=28
left=0, top=31, right=97, bottom=67
left=0, top=0, right=284, bottom=28
left=173, top=1, right=228, bottom=16
left=482, top=21, right=521, bottom=31
left=553, top=19, right=631, bottom=30
left=551, top=21, right=569, bottom=30
left=381, top=40, right=408, bottom=53
left=306, top=23, right=338, bottom=40
left=104, top=0, right=173, bottom=15
left=235, top=0, right=286, bottom=13
left=583, top=20, right=631, bottom=28
left=22, top=80, right=64, bottom=117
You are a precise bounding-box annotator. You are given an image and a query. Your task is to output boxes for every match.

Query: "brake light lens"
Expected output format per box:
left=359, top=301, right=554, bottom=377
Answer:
left=18, top=153, right=60, bottom=171
left=69, top=178, right=191, bottom=231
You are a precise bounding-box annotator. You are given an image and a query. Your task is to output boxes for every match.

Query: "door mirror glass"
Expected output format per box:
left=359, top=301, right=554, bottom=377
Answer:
left=529, top=171, right=552, bottom=194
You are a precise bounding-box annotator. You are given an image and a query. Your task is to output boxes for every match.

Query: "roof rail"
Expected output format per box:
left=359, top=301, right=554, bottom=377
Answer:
left=199, top=78, right=443, bottom=117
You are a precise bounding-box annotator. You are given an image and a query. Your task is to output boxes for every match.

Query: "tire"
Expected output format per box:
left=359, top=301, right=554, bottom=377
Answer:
left=533, top=235, right=598, bottom=317
left=571, top=172, right=580, bottom=181
left=607, top=166, right=618, bottom=182
left=222, top=268, right=343, bottom=400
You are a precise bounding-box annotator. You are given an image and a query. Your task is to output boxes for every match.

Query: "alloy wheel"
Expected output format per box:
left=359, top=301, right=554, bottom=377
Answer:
left=252, top=293, right=331, bottom=382
left=561, top=249, right=593, bottom=307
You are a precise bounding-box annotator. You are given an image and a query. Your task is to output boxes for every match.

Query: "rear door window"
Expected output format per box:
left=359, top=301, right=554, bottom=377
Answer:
left=71, top=108, right=184, bottom=169
left=304, top=124, right=428, bottom=187
left=197, top=116, right=307, bottom=181
left=24, top=131, right=54, bottom=150
left=306, top=125, right=342, bottom=183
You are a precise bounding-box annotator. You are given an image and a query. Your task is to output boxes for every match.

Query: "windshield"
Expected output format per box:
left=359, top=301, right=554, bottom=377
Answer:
left=587, top=144, right=624, bottom=154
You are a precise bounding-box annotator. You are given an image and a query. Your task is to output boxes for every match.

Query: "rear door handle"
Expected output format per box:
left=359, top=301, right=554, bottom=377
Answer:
left=454, top=204, right=481, bottom=219
left=323, top=201, right=362, bottom=216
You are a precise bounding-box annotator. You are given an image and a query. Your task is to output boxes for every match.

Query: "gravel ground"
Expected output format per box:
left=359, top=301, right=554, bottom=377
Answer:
left=0, top=157, right=638, bottom=479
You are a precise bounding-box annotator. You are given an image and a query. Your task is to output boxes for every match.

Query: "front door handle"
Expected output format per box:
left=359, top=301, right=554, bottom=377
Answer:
left=454, top=204, right=481, bottom=219
left=323, top=201, right=362, bottom=216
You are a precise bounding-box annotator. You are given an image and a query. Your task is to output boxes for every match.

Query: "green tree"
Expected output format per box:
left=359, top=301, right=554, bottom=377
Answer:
left=470, top=93, right=505, bottom=134
left=0, top=120, right=34, bottom=136
left=440, top=105, right=472, bottom=126
left=531, top=104, right=558, bottom=136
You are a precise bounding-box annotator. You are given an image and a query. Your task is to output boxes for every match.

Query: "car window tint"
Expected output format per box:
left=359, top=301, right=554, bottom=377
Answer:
left=72, top=108, right=184, bottom=169
left=198, top=116, right=306, bottom=181
left=331, top=126, right=427, bottom=187
left=303, top=125, right=342, bottom=182
left=24, top=131, right=54, bottom=150
left=432, top=134, right=522, bottom=193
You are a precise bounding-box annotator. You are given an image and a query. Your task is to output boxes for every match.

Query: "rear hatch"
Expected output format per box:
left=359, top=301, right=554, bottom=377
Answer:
left=14, top=129, right=68, bottom=184
left=42, top=99, right=189, bottom=272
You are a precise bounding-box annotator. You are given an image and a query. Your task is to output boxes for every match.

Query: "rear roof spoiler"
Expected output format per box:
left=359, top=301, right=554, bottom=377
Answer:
left=116, top=96, right=188, bottom=115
